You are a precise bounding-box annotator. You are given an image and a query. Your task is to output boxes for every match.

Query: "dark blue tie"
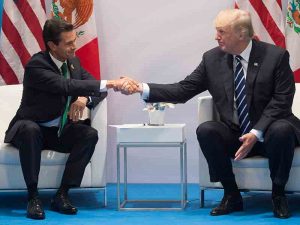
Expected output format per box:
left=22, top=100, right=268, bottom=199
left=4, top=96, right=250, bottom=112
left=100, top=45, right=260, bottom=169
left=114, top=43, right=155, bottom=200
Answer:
left=234, top=55, right=251, bottom=135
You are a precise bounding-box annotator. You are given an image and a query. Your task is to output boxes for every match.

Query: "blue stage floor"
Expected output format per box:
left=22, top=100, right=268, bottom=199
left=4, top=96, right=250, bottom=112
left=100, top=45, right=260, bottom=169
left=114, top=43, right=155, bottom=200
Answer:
left=0, top=183, right=300, bottom=225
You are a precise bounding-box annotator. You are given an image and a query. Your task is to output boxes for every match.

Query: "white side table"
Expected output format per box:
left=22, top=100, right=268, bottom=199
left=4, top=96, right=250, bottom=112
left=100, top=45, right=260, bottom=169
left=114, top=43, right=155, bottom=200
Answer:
left=111, top=124, right=187, bottom=211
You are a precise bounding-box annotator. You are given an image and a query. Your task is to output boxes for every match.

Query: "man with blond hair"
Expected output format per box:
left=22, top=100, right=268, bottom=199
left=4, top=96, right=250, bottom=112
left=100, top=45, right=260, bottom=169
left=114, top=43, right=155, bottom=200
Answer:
left=120, top=9, right=300, bottom=218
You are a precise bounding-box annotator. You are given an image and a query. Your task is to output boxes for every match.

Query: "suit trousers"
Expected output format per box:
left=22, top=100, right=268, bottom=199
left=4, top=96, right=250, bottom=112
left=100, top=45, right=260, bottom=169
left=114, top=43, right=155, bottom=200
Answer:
left=197, top=120, right=296, bottom=186
left=10, top=120, right=98, bottom=189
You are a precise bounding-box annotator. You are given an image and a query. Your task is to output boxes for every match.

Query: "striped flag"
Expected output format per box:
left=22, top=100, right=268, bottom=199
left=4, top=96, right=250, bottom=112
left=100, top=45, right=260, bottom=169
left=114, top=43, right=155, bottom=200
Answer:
left=286, top=0, right=300, bottom=82
left=0, top=0, right=3, bottom=32
left=235, top=0, right=300, bottom=82
left=51, top=0, right=101, bottom=80
left=0, top=0, right=46, bottom=85
left=235, top=0, right=285, bottom=48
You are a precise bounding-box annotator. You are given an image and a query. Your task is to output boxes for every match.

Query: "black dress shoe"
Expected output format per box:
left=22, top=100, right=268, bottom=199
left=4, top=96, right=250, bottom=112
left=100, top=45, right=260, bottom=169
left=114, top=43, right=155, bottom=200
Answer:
left=27, top=197, right=45, bottom=220
left=210, top=193, right=243, bottom=216
left=272, top=195, right=290, bottom=219
left=50, top=192, right=78, bottom=215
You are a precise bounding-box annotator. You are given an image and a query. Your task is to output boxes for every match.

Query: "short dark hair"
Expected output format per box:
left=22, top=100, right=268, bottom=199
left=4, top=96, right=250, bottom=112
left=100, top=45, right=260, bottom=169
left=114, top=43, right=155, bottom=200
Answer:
left=43, top=18, right=74, bottom=51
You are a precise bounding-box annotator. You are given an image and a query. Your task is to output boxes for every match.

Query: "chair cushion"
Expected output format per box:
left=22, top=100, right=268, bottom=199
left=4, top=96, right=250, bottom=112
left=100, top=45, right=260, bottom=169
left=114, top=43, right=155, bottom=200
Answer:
left=0, top=143, right=68, bottom=165
left=0, top=85, right=22, bottom=142
left=232, top=146, right=300, bottom=168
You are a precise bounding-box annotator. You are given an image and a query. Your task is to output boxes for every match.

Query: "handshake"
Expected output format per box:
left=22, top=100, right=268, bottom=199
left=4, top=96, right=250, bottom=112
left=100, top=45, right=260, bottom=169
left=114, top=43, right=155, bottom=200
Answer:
left=107, top=76, right=142, bottom=95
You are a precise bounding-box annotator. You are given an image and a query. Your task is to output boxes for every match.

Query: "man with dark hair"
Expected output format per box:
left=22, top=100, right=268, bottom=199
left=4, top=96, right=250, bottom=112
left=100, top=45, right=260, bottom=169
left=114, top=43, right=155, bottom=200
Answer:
left=4, top=18, right=138, bottom=220
left=42, top=18, right=74, bottom=51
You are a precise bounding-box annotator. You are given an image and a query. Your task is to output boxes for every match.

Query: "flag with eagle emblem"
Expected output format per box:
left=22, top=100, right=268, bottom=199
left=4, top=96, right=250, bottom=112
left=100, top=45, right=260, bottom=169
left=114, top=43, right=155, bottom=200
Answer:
left=286, top=0, right=300, bottom=82
left=235, top=0, right=300, bottom=82
left=51, top=0, right=101, bottom=80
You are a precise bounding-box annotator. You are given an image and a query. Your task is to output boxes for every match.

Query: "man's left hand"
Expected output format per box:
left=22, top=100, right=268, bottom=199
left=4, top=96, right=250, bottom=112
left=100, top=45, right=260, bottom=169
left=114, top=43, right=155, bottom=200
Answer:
left=234, top=133, right=258, bottom=161
left=69, top=96, right=88, bottom=122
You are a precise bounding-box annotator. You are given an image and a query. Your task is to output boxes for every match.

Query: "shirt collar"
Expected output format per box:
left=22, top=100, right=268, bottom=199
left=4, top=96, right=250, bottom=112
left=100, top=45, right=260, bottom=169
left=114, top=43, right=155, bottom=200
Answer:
left=235, top=40, right=252, bottom=63
left=49, top=52, right=66, bottom=70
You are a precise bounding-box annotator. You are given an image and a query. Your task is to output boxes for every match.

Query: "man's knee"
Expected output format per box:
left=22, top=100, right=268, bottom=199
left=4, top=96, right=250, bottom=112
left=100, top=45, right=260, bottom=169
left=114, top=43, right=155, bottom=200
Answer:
left=90, top=127, right=98, bottom=142
left=265, top=120, right=295, bottom=141
left=196, top=121, right=220, bottom=141
left=83, top=127, right=99, bottom=143
left=10, top=120, right=43, bottom=151
left=18, top=120, right=42, bottom=140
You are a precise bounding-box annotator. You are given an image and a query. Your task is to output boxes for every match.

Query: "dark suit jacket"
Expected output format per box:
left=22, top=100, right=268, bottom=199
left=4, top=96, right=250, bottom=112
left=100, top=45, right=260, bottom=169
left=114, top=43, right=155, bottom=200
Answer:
left=147, top=40, right=300, bottom=142
left=5, top=51, right=107, bottom=143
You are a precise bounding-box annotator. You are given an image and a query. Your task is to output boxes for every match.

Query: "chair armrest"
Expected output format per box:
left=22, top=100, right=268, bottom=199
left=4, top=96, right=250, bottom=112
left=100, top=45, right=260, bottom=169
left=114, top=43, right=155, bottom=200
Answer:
left=198, top=95, right=214, bottom=124
left=90, top=98, right=107, bottom=187
left=197, top=95, right=223, bottom=189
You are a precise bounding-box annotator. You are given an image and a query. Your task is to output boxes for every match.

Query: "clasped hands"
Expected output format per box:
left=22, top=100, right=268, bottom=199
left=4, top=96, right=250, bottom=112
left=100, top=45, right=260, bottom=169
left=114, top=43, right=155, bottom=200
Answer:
left=108, top=76, right=141, bottom=95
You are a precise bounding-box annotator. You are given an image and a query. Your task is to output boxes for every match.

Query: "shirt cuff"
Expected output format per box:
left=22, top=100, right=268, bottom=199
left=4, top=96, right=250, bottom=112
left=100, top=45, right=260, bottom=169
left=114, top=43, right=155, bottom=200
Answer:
left=100, top=80, right=108, bottom=92
left=141, top=83, right=150, bottom=100
left=250, top=129, right=264, bottom=142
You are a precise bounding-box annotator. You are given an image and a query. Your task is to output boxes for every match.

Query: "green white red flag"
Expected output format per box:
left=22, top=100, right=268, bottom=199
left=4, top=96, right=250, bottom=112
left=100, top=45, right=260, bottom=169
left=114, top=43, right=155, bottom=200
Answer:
left=235, top=0, right=300, bottom=82
left=51, top=0, right=101, bottom=80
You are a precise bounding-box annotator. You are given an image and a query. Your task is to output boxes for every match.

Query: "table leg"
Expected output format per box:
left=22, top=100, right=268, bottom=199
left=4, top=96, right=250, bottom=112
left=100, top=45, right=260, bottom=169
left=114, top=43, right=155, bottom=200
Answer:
left=117, top=144, right=121, bottom=210
left=184, top=141, right=188, bottom=202
left=180, top=144, right=184, bottom=209
left=124, top=147, right=128, bottom=201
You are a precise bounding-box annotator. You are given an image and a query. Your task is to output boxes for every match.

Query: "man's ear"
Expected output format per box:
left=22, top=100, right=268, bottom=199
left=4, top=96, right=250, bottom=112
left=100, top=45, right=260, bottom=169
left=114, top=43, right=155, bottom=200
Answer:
left=47, top=41, right=56, bottom=51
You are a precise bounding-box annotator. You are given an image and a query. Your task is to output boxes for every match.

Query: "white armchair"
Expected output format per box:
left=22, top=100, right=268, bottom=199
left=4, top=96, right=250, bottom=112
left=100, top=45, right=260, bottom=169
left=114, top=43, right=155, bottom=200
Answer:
left=0, top=84, right=107, bottom=204
left=198, top=84, right=300, bottom=207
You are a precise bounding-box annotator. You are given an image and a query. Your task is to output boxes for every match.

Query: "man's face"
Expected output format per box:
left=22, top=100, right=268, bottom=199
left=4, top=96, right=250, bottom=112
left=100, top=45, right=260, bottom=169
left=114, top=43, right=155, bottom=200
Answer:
left=50, top=31, right=77, bottom=62
left=215, top=25, right=240, bottom=55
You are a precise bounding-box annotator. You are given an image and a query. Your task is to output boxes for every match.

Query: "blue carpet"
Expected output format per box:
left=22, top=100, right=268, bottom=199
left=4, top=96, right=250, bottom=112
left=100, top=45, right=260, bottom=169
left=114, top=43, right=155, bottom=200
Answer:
left=0, top=184, right=300, bottom=224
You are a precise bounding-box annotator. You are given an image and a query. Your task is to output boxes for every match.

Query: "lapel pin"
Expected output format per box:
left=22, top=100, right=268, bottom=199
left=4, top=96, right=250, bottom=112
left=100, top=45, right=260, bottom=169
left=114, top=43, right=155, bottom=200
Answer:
left=71, top=64, right=75, bottom=70
left=254, top=62, right=258, bottom=67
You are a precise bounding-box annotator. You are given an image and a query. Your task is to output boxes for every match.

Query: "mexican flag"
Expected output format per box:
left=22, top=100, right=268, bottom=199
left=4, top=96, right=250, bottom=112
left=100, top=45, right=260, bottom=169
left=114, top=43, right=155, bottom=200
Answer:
left=286, top=0, right=300, bottom=82
left=50, top=0, right=101, bottom=80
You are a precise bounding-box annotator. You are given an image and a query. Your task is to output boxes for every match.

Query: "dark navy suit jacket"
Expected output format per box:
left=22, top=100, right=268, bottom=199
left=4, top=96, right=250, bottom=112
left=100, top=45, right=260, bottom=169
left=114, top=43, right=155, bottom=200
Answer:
left=147, top=40, right=300, bottom=142
left=5, top=51, right=107, bottom=143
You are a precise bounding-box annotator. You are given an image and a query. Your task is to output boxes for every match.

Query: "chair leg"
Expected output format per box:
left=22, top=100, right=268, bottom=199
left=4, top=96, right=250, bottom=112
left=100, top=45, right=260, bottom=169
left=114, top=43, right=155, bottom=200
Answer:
left=200, top=188, right=205, bottom=208
left=104, top=187, right=107, bottom=207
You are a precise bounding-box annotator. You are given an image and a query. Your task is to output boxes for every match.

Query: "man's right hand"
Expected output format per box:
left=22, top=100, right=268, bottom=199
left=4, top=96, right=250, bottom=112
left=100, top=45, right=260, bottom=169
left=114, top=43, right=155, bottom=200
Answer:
left=107, top=77, right=142, bottom=95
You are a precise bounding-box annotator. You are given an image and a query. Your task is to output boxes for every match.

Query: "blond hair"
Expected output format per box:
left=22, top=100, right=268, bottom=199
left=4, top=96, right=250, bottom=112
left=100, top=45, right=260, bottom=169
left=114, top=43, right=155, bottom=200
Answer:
left=214, top=9, right=254, bottom=40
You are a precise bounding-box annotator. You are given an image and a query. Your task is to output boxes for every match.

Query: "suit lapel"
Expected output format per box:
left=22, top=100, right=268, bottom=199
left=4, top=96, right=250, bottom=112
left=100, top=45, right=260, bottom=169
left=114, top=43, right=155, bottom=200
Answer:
left=66, top=59, right=78, bottom=102
left=221, top=53, right=234, bottom=111
left=67, top=59, right=78, bottom=79
left=246, top=40, right=263, bottom=109
left=46, top=52, right=61, bottom=74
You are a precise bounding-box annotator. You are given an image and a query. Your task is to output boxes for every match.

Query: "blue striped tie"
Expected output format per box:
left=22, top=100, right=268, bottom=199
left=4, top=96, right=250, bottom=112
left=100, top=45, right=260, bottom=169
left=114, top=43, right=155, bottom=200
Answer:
left=234, top=55, right=251, bottom=135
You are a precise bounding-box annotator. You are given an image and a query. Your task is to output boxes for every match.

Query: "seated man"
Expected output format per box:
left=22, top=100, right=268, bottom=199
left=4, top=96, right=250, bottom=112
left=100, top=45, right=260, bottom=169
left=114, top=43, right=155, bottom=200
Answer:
left=119, top=9, right=300, bottom=219
left=4, top=18, right=138, bottom=220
